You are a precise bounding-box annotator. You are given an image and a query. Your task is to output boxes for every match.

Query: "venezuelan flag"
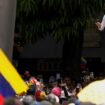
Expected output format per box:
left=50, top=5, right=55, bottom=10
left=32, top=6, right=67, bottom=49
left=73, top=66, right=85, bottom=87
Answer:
left=0, top=49, right=28, bottom=98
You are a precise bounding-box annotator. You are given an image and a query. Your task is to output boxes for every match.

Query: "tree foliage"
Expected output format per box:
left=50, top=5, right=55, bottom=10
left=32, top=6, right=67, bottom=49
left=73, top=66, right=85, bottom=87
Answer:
left=16, top=0, right=105, bottom=43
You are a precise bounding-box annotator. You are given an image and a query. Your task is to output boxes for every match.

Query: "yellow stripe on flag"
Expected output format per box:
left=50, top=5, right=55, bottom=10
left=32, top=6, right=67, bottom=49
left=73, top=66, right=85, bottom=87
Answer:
left=0, top=49, right=28, bottom=94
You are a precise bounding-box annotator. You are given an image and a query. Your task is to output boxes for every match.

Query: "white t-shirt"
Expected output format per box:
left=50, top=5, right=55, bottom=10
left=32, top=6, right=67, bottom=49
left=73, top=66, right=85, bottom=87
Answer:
left=99, top=15, right=105, bottom=31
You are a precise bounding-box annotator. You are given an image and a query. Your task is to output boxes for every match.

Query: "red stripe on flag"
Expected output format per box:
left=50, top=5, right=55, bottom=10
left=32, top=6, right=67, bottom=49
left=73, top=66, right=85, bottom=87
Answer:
left=0, top=95, right=4, bottom=105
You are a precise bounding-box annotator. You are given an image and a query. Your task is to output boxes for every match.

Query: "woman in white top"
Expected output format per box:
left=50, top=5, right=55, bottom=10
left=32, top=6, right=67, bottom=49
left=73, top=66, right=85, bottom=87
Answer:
left=96, top=15, right=105, bottom=31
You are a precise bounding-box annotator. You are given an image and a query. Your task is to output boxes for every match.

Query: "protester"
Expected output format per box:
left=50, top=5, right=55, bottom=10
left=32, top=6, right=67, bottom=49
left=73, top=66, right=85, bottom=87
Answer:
left=95, top=4, right=105, bottom=31
left=1, top=70, right=105, bottom=105
left=22, top=96, right=34, bottom=105
left=4, top=97, right=23, bottom=105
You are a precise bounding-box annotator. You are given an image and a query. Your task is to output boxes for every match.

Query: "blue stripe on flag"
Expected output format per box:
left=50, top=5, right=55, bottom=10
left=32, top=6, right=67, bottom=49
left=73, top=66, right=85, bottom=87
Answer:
left=0, top=74, right=15, bottom=97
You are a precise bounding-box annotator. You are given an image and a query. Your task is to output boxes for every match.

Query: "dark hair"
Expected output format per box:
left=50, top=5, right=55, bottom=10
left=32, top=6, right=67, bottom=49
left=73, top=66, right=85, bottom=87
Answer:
left=4, top=97, right=22, bottom=105
left=27, top=84, right=36, bottom=95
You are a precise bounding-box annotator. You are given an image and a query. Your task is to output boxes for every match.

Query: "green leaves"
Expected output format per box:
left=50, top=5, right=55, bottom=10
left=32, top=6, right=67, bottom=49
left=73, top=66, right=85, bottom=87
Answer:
left=17, top=0, right=37, bottom=16
left=16, top=0, right=105, bottom=43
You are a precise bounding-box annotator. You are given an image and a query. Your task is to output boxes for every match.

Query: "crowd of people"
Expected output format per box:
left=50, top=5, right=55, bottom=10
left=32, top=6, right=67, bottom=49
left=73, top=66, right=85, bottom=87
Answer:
left=3, top=69, right=105, bottom=105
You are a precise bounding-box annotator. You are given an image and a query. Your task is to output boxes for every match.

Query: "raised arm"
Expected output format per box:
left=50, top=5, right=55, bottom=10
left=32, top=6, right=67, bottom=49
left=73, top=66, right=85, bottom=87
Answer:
left=98, top=15, right=105, bottom=31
